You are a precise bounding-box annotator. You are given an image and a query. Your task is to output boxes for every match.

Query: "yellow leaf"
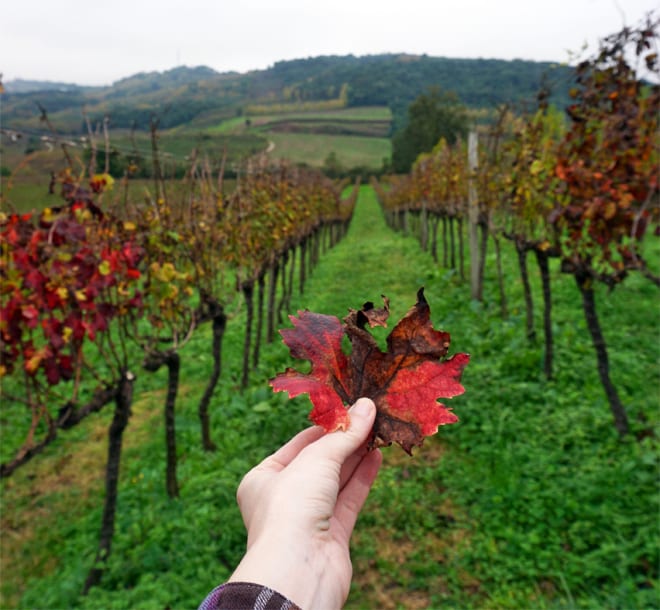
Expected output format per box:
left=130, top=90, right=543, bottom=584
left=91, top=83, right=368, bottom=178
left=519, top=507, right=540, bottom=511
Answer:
left=25, top=354, right=43, bottom=374
left=619, top=193, right=634, bottom=210
left=603, top=201, right=617, bottom=220
left=159, top=262, right=177, bottom=282
left=42, top=208, right=55, bottom=223
left=530, top=159, right=544, bottom=176
left=92, top=173, right=114, bottom=191
left=98, top=260, right=112, bottom=276
left=123, top=221, right=137, bottom=231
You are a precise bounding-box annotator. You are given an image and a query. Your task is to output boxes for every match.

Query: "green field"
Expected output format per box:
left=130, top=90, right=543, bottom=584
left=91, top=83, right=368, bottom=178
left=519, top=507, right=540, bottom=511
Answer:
left=267, top=132, right=391, bottom=169
left=206, top=105, right=393, bottom=169
left=211, top=106, right=392, bottom=133
left=1, top=186, right=657, bottom=609
left=1, top=105, right=392, bottom=213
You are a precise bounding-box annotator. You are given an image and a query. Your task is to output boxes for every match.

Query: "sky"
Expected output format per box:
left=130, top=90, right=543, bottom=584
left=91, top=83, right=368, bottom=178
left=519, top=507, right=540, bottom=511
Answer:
left=1, top=0, right=658, bottom=86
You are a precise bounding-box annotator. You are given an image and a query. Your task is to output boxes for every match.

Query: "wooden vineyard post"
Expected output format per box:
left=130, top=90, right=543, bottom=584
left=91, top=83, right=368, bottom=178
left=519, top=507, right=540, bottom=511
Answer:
left=468, top=131, right=481, bottom=300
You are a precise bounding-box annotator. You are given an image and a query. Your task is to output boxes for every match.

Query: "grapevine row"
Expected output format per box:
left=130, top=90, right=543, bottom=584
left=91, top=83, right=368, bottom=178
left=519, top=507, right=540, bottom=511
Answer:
left=373, top=15, right=659, bottom=437
left=1, top=148, right=358, bottom=590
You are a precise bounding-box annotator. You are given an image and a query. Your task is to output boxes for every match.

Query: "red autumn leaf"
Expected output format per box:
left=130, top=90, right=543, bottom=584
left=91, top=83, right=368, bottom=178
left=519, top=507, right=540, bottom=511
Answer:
left=271, top=311, right=351, bottom=431
left=44, top=357, right=61, bottom=385
left=271, top=288, right=470, bottom=454
left=21, top=304, right=40, bottom=328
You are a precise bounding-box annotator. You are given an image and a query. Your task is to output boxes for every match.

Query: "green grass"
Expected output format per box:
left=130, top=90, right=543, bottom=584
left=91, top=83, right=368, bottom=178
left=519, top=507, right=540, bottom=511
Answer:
left=1, top=177, right=232, bottom=215
left=1, top=187, right=658, bottom=609
left=95, top=130, right=268, bottom=168
left=267, top=133, right=391, bottom=169
left=2, top=104, right=392, bottom=213
left=209, top=106, right=392, bottom=135
left=207, top=116, right=249, bottom=134
left=2, top=182, right=58, bottom=214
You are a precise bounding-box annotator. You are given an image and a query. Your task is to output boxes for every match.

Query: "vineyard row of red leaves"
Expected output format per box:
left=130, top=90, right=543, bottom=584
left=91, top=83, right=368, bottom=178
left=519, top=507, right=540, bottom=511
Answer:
left=372, top=17, right=659, bottom=436
left=376, top=21, right=658, bottom=283
left=0, top=160, right=358, bottom=469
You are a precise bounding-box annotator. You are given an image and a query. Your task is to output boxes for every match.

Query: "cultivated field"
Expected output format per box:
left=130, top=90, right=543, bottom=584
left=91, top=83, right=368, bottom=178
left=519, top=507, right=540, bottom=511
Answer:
left=1, top=187, right=657, bottom=610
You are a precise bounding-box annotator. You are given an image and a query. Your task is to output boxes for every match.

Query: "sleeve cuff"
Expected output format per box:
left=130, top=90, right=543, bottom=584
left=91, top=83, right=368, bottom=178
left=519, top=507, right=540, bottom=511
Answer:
left=198, top=581, right=302, bottom=610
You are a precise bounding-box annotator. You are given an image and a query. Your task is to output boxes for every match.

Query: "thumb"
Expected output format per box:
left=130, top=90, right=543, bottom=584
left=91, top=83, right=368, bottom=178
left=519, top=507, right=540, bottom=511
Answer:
left=309, top=397, right=376, bottom=462
left=347, top=396, right=377, bottom=436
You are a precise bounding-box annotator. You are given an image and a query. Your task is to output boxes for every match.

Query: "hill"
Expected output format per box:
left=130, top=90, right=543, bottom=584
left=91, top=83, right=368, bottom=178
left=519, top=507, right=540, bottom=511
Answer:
left=2, top=78, right=86, bottom=94
left=1, top=54, right=573, bottom=134
left=0, top=56, right=574, bottom=181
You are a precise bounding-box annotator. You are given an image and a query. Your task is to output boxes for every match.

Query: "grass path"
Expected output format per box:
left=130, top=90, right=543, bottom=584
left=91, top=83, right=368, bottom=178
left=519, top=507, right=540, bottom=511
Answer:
left=296, top=185, right=444, bottom=318
left=282, top=186, right=474, bottom=608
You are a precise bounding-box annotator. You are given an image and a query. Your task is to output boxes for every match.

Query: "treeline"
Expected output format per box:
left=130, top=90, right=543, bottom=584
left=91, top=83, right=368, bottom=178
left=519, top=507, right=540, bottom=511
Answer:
left=2, top=54, right=574, bottom=133
left=269, top=54, right=573, bottom=131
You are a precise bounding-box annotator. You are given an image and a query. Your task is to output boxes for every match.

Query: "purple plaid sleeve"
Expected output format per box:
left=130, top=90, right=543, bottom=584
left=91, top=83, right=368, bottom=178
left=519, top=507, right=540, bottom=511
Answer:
left=198, top=582, right=301, bottom=610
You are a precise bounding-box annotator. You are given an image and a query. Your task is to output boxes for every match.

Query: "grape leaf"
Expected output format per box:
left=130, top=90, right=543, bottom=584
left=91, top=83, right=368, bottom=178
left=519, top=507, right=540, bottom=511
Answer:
left=270, top=288, right=469, bottom=454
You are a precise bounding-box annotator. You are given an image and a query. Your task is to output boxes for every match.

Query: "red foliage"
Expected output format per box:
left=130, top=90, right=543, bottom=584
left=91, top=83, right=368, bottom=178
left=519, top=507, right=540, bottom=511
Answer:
left=271, top=288, right=469, bottom=454
left=551, top=16, right=659, bottom=283
left=0, top=203, right=144, bottom=386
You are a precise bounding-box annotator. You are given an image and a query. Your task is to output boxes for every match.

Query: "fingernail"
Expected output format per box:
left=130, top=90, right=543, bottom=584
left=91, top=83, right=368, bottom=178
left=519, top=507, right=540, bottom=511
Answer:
left=352, top=398, right=374, bottom=417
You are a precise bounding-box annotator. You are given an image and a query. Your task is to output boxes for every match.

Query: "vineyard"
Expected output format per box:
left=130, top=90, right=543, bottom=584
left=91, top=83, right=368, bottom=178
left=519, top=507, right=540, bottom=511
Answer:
left=1, top=15, right=659, bottom=610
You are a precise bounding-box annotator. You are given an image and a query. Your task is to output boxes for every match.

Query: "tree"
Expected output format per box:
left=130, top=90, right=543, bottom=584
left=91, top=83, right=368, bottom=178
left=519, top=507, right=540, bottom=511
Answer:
left=391, top=86, right=469, bottom=173
left=322, top=151, right=344, bottom=178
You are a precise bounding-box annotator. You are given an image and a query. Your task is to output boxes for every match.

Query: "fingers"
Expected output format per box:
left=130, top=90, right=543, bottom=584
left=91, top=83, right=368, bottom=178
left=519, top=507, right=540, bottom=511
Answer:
left=338, top=445, right=369, bottom=492
left=260, top=425, right=326, bottom=472
left=241, top=397, right=376, bottom=509
left=333, top=448, right=383, bottom=542
left=238, top=397, right=380, bottom=549
left=258, top=398, right=376, bottom=475
left=304, top=398, right=377, bottom=464
left=238, top=426, right=325, bottom=509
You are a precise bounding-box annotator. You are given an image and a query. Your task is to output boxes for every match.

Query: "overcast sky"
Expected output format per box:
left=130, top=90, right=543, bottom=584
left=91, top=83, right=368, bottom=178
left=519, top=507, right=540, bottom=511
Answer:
left=1, top=0, right=657, bottom=86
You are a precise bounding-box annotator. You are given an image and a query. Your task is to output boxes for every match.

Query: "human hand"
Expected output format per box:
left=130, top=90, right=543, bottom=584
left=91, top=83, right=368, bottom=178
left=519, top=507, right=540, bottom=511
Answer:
left=228, top=397, right=382, bottom=610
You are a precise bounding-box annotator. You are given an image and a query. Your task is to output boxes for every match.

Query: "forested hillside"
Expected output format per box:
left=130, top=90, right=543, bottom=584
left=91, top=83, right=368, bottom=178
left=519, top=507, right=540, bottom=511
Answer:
left=2, top=54, right=573, bottom=133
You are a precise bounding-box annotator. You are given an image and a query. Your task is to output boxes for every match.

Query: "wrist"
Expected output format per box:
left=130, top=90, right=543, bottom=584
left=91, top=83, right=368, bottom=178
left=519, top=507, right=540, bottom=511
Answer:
left=228, top=535, right=339, bottom=610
